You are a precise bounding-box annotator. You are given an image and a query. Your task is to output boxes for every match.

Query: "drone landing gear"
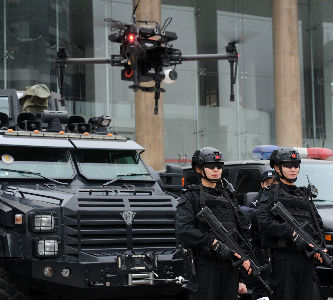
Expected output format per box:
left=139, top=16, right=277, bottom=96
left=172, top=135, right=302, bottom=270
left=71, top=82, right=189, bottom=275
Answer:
left=129, top=82, right=165, bottom=114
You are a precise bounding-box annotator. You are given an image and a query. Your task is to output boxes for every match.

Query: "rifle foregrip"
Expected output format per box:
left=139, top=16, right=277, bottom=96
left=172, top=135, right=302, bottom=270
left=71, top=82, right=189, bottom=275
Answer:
left=322, top=254, right=333, bottom=268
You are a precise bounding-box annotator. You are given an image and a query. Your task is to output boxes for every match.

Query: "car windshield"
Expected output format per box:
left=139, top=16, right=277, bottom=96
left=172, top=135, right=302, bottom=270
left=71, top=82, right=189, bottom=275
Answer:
left=0, top=146, right=75, bottom=179
left=74, top=149, right=152, bottom=180
left=296, top=162, right=333, bottom=203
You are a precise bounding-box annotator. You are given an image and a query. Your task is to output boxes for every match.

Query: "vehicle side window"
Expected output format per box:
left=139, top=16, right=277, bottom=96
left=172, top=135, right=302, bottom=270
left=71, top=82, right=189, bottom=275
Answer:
left=235, top=168, right=261, bottom=195
left=222, top=169, right=230, bottom=180
left=184, top=168, right=200, bottom=186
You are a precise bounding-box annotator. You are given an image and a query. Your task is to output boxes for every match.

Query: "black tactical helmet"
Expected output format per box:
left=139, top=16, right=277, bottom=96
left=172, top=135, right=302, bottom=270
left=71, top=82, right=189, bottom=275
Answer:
left=269, top=147, right=301, bottom=168
left=191, top=147, right=224, bottom=169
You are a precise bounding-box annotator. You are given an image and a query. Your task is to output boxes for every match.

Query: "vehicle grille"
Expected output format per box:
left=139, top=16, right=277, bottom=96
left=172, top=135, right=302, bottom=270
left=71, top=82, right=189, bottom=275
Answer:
left=63, top=195, right=177, bottom=258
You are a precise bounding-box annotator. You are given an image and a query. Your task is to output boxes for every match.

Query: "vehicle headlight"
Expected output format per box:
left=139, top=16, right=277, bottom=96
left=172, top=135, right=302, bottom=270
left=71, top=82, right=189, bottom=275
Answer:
left=31, top=213, right=57, bottom=232
left=37, top=239, right=59, bottom=257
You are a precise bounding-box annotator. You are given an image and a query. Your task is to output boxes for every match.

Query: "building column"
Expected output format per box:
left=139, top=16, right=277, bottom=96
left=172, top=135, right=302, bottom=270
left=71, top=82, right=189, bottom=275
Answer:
left=273, top=0, right=302, bottom=147
left=134, top=0, right=164, bottom=171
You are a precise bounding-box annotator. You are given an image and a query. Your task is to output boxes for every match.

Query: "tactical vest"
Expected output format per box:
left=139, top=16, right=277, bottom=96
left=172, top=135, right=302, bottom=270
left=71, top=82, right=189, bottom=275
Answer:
left=278, top=189, right=313, bottom=226
left=262, top=184, right=320, bottom=249
left=188, top=185, right=239, bottom=244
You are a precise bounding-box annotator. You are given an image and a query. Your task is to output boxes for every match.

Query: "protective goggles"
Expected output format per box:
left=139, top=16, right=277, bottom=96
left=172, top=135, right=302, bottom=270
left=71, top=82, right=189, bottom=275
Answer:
left=282, top=162, right=300, bottom=169
left=204, top=162, right=224, bottom=170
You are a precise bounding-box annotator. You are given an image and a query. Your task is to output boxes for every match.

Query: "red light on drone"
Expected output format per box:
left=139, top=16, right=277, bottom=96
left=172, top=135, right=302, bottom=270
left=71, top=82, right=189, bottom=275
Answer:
left=215, top=155, right=220, bottom=159
left=128, top=34, right=135, bottom=43
left=291, top=153, right=296, bottom=158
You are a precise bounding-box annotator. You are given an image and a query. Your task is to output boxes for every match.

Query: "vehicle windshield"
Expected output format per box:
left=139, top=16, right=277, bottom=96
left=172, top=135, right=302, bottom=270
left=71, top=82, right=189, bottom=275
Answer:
left=0, top=146, right=75, bottom=179
left=74, top=149, right=152, bottom=180
left=296, top=162, right=333, bottom=203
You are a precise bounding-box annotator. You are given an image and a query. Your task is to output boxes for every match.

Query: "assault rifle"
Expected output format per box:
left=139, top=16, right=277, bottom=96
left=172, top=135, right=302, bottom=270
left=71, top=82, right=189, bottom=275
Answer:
left=271, top=201, right=333, bottom=269
left=196, top=206, right=273, bottom=295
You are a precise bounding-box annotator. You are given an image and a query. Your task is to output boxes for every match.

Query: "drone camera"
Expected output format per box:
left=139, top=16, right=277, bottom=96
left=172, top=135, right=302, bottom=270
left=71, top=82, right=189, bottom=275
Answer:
left=163, top=69, right=177, bottom=84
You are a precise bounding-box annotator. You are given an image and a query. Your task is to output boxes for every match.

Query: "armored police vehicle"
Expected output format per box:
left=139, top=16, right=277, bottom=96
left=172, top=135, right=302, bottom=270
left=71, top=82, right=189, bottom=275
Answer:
left=0, top=88, right=185, bottom=300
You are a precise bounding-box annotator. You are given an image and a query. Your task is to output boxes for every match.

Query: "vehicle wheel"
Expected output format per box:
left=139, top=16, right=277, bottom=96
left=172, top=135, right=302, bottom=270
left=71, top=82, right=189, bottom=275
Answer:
left=0, top=265, right=30, bottom=300
left=313, top=278, right=327, bottom=300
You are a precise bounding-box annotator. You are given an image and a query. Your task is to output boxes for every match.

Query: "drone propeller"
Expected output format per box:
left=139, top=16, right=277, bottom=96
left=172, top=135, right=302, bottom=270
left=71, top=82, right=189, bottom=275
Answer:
left=104, top=18, right=131, bottom=32
left=228, top=38, right=243, bottom=45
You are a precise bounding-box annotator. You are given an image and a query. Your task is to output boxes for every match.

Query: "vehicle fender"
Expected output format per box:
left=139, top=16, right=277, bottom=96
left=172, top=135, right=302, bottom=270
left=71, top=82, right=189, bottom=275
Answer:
left=0, top=230, right=23, bottom=257
left=0, top=201, right=14, bottom=228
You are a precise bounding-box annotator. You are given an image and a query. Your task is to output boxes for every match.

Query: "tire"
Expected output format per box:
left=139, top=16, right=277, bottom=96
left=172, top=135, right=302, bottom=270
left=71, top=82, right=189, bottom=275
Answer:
left=0, top=265, right=29, bottom=300
left=0, top=264, right=64, bottom=300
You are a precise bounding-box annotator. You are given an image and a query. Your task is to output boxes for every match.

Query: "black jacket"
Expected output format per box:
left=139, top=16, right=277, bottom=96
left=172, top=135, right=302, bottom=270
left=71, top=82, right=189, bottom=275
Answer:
left=257, top=181, right=325, bottom=249
left=176, top=184, right=250, bottom=256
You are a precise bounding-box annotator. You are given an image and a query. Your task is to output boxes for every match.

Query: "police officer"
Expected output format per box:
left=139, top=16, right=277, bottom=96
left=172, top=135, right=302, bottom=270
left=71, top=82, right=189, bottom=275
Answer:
left=248, top=170, right=277, bottom=300
left=240, top=170, right=278, bottom=225
left=176, top=147, right=251, bottom=300
left=257, top=147, right=327, bottom=300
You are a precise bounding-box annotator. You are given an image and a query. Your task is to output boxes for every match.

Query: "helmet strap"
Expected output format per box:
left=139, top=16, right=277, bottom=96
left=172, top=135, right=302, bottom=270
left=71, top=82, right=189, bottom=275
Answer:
left=278, top=165, right=297, bottom=183
left=202, top=168, right=219, bottom=183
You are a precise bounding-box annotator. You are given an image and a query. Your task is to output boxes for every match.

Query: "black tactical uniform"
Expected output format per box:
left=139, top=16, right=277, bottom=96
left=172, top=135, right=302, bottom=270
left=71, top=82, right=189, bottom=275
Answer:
left=257, top=148, right=326, bottom=300
left=239, top=187, right=270, bottom=300
left=176, top=147, right=250, bottom=300
left=248, top=170, right=276, bottom=300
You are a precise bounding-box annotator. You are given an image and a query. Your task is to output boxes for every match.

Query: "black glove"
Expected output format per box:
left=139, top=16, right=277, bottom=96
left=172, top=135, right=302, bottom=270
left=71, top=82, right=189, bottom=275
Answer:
left=211, top=240, right=234, bottom=260
left=292, top=233, right=308, bottom=251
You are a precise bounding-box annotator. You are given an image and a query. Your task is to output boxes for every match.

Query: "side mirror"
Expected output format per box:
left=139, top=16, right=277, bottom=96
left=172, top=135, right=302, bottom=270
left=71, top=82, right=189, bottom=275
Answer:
left=159, top=164, right=184, bottom=195
left=0, top=112, right=9, bottom=129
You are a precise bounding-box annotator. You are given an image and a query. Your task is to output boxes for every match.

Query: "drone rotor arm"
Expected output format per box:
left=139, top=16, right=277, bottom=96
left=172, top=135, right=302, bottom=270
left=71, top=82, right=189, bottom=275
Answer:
left=56, top=57, right=112, bottom=65
left=181, top=53, right=230, bottom=61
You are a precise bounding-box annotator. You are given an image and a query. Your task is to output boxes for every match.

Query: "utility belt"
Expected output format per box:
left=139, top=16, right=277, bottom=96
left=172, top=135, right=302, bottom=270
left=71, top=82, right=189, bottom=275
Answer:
left=273, top=238, right=305, bottom=253
left=182, top=246, right=220, bottom=277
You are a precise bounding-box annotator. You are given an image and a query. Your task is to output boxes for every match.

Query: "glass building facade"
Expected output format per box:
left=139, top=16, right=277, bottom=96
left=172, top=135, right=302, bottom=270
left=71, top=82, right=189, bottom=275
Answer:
left=1, top=0, right=333, bottom=165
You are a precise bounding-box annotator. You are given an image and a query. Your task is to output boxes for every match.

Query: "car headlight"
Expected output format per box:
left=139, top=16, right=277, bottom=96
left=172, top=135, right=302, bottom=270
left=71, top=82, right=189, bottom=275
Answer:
left=36, top=239, right=59, bottom=257
left=31, top=213, right=57, bottom=232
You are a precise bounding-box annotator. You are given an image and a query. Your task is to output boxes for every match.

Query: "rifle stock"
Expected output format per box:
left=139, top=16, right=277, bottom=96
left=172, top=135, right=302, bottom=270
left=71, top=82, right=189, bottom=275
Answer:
left=196, top=206, right=273, bottom=295
left=271, top=201, right=333, bottom=269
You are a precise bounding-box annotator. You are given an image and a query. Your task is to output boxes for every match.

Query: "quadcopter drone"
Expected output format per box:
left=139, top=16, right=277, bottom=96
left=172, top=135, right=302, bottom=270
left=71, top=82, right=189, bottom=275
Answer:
left=56, top=1, right=239, bottom=114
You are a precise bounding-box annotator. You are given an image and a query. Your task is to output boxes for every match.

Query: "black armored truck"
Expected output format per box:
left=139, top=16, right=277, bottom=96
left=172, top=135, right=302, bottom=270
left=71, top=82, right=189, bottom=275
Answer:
left=0, top=89, right=185, bottom=300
